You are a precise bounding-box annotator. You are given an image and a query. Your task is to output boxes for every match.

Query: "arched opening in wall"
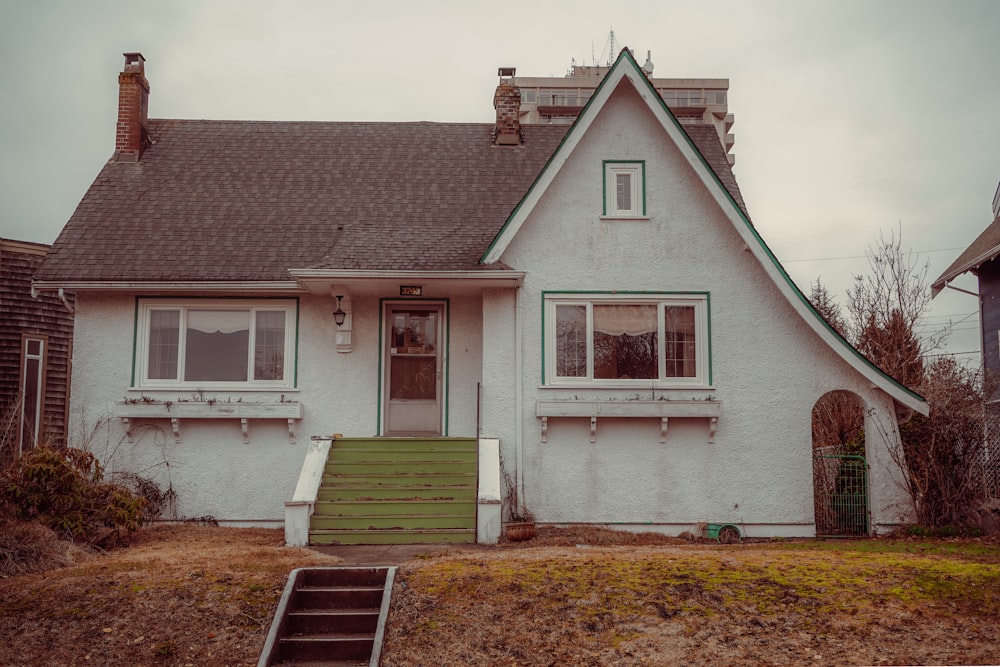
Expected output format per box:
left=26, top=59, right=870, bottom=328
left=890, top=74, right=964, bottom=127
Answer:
left=812, top=390, right=869, bottom=535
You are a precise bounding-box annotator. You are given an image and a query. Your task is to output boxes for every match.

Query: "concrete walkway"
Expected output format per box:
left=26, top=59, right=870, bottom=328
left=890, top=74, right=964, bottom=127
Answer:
left=311, top=542, right=490, bottom=566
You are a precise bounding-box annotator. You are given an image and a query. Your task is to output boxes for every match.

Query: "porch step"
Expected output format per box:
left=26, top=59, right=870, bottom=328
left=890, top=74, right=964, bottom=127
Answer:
left=310, top=438, right=477, bottom=545
left=309, top=528, right=476, bottom=545
left=317, top=484, right=476, bottom=502
left=315, top=499, right=474, bottom=515
left=259, top=567, right=394, bottom=667
left=322, top=473, right=476, bottom=487
left=312, top=514, right=475, bottom=531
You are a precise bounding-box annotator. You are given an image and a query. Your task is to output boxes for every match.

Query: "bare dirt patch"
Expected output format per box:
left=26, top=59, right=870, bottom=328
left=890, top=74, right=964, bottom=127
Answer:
left=1, top=525, right=998, bottom=666
left=0, top=524, right=341, bottom=666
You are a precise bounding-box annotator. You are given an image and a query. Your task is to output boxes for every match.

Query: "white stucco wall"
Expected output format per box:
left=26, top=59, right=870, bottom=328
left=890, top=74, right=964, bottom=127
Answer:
left=487, top=79, right=912, bottom=537
left=68, top=290, right=485, bottom=524
left=65, top=78, right=913, bottom=535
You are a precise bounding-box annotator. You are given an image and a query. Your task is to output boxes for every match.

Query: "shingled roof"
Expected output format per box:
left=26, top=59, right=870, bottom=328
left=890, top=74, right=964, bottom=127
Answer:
left=36, top=118, right=747, bottom=284
left=931, top=214, right=1000, bottom=295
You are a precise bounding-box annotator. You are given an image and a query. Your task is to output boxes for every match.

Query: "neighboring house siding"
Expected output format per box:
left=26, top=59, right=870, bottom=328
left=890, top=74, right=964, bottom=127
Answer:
left=0, top=240, right=74, bottom=448
left=978, top=259, right=1000, bottom=382
left=490, top=82, right=911, bottom=535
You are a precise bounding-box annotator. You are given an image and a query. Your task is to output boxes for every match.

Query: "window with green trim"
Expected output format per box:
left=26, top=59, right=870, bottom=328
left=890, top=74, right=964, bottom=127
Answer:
left=603, top=161, right=645, bottom=217
left=545, top=294, right=709, bottom=386
left=135, top=299, right=296, bottom=389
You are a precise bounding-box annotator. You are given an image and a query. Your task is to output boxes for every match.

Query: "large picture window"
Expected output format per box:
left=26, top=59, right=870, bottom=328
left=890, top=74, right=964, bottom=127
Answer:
left=135, top=299, right=297, bottom=389
left=546, top=293, right=709, bottom=386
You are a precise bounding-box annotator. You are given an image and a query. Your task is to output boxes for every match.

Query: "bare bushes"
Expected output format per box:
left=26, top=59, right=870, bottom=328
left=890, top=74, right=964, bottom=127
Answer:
left=0, top=518, right=94, bottom=576
left=891, top=358, right=995, bottom=528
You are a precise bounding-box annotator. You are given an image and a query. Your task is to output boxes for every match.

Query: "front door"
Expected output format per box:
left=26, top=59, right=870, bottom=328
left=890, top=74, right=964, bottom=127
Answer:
left=383, top=304, right=444, bottom=435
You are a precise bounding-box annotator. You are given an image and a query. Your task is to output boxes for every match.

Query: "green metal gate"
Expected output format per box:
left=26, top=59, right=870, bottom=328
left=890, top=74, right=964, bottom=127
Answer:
left=813, top=454, right=869, bottom=536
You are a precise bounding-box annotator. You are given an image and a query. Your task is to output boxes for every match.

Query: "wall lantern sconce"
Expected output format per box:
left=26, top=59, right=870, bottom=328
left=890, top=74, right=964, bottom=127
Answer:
left=331, top=288, right=352, bottom=353
left=333, top=295, right=347, bottom=327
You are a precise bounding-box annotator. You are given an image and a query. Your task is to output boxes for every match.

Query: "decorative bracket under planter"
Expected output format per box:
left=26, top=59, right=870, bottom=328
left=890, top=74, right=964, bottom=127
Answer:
left=114, top=400, right=303, bottom=445
left=536, top=399, right=721, bottom=444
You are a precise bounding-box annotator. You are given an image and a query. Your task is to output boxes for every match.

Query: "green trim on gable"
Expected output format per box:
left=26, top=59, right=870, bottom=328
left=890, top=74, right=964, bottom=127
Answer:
left=617, top=53, right=925, bottom=405
left=490, top=48, right=924, bottom=409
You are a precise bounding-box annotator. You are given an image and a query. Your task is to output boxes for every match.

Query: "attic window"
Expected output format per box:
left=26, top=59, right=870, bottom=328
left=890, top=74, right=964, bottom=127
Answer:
left=603, top=161, right=645, bottom=218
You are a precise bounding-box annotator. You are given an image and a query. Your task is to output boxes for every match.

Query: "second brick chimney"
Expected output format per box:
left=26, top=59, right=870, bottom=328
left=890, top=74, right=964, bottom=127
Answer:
left=493, top=67, right=521, bottom=146
left=115, top=52, right=150, bottom=162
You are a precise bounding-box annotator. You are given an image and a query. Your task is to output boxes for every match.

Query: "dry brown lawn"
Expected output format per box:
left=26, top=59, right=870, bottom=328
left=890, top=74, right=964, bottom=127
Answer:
left=1, top=524, right=998, bottom=666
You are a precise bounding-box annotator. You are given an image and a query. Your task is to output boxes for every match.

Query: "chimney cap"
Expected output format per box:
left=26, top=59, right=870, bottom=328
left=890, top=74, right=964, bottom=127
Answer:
left=498, top=66, right=516, bottom=78
left=123, top=52, right=146, bottom=73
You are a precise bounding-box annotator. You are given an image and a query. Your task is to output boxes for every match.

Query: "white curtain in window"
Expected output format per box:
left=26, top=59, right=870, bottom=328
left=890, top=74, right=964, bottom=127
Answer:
left=593, top=304, right=657, bottom=336
left=187, top=310, right=250, bottom=334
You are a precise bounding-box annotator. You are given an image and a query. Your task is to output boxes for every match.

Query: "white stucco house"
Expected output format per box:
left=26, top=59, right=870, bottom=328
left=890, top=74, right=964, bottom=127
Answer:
left=33, top=50, right=927, bottom=544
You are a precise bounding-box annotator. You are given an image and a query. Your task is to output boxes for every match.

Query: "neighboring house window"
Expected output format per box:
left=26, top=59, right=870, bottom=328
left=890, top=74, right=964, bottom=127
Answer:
left=19, top=335, right=46, bottom=453
left=603, top=161, right=645, bottom=217
left=135, top=299, right=297, bottom=389
left=545, top=293, right=709, bottom=386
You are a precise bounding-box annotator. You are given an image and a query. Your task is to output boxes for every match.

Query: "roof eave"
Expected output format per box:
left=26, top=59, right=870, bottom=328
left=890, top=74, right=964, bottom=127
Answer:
left=31, top=280, right=305, bottom=294
left=931, top=246, right=1000, bottom=296
left=288, top=268, right=526, bottom=295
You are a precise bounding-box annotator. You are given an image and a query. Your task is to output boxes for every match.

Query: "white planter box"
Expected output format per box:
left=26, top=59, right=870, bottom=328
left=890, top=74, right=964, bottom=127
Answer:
left=114, top=401, right=303, bottom=444
left=535, top=399, right=721, bottom=444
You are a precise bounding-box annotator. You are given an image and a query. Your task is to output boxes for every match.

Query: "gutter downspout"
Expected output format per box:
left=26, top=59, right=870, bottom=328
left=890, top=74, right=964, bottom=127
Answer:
left=30, top=282, right=76, bottom=314
left=57, top=288, right=76, bottom=315
left=515, top=285, right=524, bottom=512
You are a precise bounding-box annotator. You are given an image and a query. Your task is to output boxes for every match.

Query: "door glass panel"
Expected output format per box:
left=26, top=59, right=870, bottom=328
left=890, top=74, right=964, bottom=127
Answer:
left=389, top=310, right=438, bottom=400
left=390, top=356, right=437, bottom=400
left=391, top=310, right=437, bottom=354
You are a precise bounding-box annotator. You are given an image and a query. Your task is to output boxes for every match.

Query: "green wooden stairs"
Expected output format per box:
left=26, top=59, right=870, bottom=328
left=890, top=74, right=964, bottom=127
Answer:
left=309, top=437, right=477, bottom=545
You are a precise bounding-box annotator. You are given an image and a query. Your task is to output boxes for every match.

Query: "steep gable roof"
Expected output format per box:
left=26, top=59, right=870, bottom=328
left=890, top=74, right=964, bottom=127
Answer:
left=482, top=49, right=927, bottom=416
left=931, top=214, right=1000, bottom=296
left=36, top=99, right=746, bottom=288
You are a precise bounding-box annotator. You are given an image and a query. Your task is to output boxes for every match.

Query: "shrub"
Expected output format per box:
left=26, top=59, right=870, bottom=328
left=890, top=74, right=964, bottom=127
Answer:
left=0, top=518, right=92, bottom=576
left=1, top=446, right=145, bottom=547
left=116, top=470, right=178, bottom=523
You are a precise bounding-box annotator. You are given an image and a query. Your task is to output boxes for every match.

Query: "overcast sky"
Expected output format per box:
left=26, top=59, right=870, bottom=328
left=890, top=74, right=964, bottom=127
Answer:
left=1, top=0, right=998, bottom=359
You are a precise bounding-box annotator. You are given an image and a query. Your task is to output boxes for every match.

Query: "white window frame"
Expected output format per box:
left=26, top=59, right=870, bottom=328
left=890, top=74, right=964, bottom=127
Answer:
left=544, top=293, right=710, bottom=388
left=603, top=161, right=645, bottom=218
left=134, top=298, right=297, bottom=390
left=19, top=335, right=46, bottom=453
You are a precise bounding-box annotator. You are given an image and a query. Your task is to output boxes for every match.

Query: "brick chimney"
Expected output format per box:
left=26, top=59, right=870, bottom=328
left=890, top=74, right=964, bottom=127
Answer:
left=493, top=67, right=521, bottom=146
left=115, top=52, right=150, bottom=162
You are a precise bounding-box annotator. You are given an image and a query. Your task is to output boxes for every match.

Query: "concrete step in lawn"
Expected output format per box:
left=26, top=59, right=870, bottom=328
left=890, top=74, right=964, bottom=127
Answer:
left=258, top=567, right=395, bottom=667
